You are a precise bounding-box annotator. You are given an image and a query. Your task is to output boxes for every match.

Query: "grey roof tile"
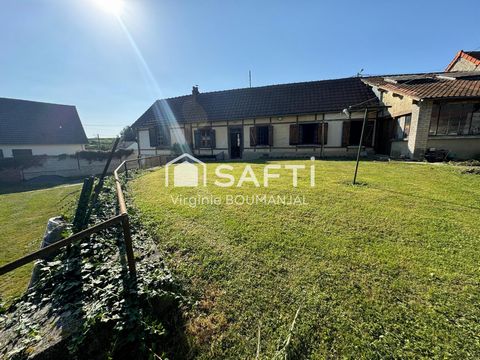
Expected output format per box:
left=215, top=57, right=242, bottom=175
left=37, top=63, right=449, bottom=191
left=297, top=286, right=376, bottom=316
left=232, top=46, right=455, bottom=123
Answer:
left=0, top=97, right=88, bottom=145
left=132, top=77, right=378, bottom=127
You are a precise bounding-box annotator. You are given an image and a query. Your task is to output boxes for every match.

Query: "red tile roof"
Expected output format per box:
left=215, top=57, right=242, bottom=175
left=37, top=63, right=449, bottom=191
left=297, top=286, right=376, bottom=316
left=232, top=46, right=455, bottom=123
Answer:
left=363, top=72, right=480, bottom=100
left=445, top=50, right=480, bottom=71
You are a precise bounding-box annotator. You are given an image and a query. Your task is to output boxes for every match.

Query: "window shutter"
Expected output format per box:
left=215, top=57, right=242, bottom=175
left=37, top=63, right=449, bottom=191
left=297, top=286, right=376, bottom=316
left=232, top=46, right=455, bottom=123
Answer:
left=164, top=125, right=172, bottom=146
left=210, top=129, right=216, bottom=148
left=268, top=125, right=273, bottom=146
left=289, top=124, right=299, bottom=145
left=149, top=127, right=158, bottom=147
left=323, top=123, right=328, bottom=145
left=250, top=126, right=257, bottom=146
left=184, top=126, right=193, bottom=148
left=194, top=130, right=201, bottom=149
left=342, top=121, right=350, bottom=147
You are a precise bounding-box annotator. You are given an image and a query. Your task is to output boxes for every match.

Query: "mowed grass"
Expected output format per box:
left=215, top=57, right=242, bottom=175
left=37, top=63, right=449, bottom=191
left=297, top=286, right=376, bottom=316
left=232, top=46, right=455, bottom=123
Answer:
left=0, top=184, right=80, bottom=303
left=131, top=160, right=480, bottom=359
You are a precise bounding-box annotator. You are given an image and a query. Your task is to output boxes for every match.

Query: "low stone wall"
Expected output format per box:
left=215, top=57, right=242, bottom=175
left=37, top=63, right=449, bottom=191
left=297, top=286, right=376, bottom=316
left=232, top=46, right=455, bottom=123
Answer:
left=427, top=137, right=480, bottom=160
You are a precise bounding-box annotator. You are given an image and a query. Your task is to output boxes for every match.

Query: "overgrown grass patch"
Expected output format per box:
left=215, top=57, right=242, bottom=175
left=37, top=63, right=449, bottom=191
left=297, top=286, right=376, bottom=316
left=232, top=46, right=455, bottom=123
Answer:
left=0, top=184, right=81, bottom=303
left=132, top=160, right=480, bottom=359
left=0, top=178, right=186, bottom=359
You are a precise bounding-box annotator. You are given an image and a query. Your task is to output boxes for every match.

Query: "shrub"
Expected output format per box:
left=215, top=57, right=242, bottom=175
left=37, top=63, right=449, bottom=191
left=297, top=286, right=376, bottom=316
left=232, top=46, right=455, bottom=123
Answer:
left=76, top=149, right=133, bottom=162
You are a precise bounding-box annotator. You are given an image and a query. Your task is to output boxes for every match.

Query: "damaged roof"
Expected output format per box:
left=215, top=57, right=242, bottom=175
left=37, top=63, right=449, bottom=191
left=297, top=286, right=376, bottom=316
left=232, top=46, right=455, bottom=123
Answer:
left=363, top=71, right=480, bottom=100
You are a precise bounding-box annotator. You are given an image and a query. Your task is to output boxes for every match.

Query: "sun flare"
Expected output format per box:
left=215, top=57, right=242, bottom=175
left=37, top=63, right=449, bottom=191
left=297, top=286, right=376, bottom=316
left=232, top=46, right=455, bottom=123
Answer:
left=93, top=0, right=125, bottom=16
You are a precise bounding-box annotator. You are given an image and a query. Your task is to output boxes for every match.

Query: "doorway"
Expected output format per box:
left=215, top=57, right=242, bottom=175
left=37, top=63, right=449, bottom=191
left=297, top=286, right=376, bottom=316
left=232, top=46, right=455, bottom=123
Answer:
left=229, top=127, right=243, bottom=159
left=374, top=118, right=394, bottom=155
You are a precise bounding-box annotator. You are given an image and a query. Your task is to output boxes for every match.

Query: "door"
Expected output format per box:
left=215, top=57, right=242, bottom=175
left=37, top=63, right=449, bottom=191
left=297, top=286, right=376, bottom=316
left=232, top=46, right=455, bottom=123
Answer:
left=229, top=127, right=243, bottom=159
left=374, top=117, right=394, bottom=155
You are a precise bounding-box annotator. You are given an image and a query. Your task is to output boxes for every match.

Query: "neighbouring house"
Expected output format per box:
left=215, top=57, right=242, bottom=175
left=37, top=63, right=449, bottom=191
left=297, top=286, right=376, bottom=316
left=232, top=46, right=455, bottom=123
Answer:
left=363, top=71, right=480, bottom=159
left=131, top=77, right=380, bottom=160
left=0, top=97, right=88, bottom=159
left=445, top=50, right=480, bottom=72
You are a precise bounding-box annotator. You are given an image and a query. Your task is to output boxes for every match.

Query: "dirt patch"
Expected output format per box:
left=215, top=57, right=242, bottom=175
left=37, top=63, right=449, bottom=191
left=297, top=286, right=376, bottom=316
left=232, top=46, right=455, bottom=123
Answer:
left=461, top=167, right=480, bottom=175
left=186, top=287, right=228, bottom=347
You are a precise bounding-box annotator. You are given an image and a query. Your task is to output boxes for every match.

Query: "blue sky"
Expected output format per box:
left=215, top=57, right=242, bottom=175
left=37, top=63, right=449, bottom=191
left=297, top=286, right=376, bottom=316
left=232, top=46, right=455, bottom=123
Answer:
left=0, top=0, right=479, bottom=137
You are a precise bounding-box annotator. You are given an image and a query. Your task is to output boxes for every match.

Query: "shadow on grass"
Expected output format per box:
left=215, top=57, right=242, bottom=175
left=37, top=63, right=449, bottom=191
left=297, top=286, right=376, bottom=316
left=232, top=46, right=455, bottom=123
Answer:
left=369, top=185, right=480, bottom=212
left=0, top=177, right=83, bottom=195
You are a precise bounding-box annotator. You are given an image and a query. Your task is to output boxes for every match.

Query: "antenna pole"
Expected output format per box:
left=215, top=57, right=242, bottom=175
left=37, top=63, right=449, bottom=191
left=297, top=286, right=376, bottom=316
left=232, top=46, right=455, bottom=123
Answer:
left=249, top=70, right=252, bottom=88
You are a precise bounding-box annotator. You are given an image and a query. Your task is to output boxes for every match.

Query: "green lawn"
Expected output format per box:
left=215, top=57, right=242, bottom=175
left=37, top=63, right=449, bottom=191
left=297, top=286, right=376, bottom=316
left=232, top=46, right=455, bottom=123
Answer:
left=0, top=184, right=80, bottom=303
left=131, top=160, right=480, bottom=359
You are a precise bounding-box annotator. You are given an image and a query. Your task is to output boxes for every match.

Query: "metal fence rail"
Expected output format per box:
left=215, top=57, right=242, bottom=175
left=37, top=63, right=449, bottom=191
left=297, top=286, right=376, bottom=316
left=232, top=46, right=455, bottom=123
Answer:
left=0, top=155, right=168, bottom=278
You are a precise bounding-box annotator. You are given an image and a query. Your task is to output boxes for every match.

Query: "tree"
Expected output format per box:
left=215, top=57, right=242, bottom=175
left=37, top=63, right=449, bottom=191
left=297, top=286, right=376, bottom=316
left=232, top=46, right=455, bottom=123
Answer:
left=120, top=126, right=136, bottom=141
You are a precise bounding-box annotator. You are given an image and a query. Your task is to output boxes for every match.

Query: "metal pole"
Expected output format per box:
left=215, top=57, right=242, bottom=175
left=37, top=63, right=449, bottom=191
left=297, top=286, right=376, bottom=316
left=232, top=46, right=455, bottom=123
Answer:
left=0, top=215, right=124, bottom=276
left=353, top=108, right=368, bottom=185
left=320, top=113, right=325, bottom=158
left=121, top=214, right=136, bottom=278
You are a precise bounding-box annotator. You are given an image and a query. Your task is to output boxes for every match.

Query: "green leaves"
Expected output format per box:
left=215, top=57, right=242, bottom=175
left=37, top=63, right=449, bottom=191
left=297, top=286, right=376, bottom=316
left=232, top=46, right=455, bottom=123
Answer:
left=1, top=176, right=185, bottom=359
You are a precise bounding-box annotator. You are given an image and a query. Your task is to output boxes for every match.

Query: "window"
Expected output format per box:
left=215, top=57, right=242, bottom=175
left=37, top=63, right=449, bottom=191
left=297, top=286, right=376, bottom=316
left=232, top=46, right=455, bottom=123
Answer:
left=471, top=110, right=480, bottom=135
left=349, top=121, right=363, bottom=145
left=158, top=126, right=171, bottom=147
left=250, top=125, right=273, bottom=146
left=148, top=126, right=170, bottom=147
left=149, top=127, right=157, bottom=147
left=394, top=114, right=411, bottom=139
left=430, top=103, right=480, bottom=136
left=342, top=120, right=374, bottom=147
left=194, top=128, right=216, bottom=148
left=289, top=123, right=328, bottom=145
left=200, top=129, right=211, bottom=147
left=404, top=115, right=411, bottom=138
left=300, top=123, right=317, bottom=144
left=12, top=149, right=33, bottom=159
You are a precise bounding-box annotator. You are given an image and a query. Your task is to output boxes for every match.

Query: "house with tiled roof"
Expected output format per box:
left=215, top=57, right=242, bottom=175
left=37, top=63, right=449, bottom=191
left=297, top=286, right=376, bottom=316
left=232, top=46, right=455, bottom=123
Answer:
left=132, top=51, right=480, bottom=161
left=445, top=50, right=480, bottom=72
left=132, top=77, right=380, bottom=160
left=0, top=97, right=88, bottom=159
left=363, top=69, right=480, bottom=160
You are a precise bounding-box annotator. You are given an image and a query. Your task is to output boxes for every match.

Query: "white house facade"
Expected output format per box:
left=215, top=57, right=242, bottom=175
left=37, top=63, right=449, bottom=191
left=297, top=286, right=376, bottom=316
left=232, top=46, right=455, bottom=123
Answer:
left=0, top=97, right=88, bottom=160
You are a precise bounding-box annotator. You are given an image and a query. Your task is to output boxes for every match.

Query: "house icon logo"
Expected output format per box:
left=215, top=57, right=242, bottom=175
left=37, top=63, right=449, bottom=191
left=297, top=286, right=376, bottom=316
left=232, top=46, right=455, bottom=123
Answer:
left=165, top=153, right=207, bottom=187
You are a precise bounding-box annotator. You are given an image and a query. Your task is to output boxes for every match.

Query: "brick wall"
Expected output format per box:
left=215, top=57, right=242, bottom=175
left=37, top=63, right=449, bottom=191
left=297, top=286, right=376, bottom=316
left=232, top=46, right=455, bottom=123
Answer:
left=449, top=57, right=480, bottom=72
left=408, top=101, right=433, bottom=159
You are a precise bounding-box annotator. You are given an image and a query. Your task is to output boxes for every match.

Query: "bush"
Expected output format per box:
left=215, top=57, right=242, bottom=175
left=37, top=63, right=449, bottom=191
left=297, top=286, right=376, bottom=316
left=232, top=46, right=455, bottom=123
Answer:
left=76, top=149, right=134, bottom=162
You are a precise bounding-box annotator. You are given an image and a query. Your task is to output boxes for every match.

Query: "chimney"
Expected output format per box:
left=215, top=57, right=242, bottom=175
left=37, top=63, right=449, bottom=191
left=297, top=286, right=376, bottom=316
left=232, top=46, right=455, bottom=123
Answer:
left=192, top=85, right=199, bottom=96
